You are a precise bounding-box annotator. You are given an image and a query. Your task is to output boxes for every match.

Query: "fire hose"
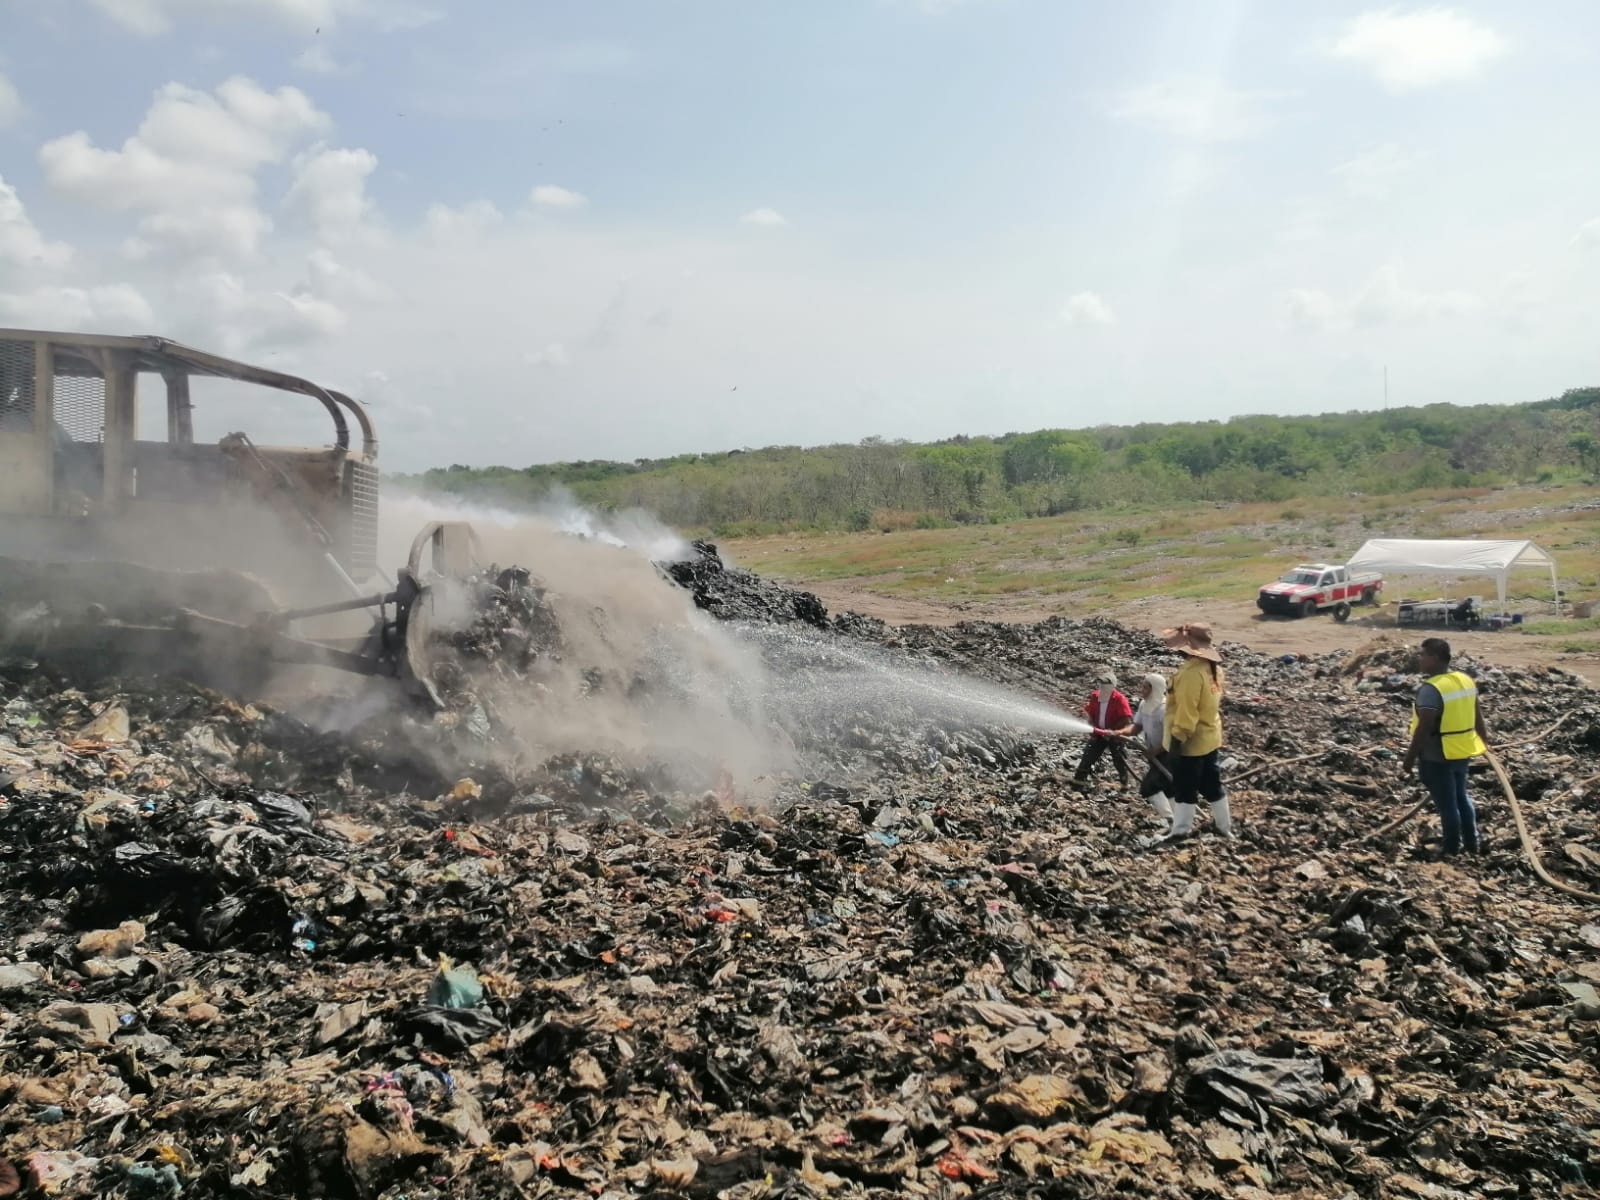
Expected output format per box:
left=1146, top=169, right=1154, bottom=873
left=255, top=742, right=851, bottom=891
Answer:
left=1486, top=749, right=1600, bottom=905
left=1366, top=796, right=1429, bottom=842
left=1129, top=737, right=1172, bottom=781
left=1106, top=695, right=1596, bottom=898
left=1366, top=750, right=1600, bottom=904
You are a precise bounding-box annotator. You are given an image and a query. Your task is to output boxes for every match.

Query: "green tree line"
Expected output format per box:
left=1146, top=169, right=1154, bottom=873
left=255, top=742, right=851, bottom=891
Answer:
left=400, top=388, right=1600, bottom=536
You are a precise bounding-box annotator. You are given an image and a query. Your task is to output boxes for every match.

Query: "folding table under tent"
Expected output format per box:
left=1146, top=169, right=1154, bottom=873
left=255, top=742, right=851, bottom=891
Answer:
left=1345, top=538, right=1560, bottom=610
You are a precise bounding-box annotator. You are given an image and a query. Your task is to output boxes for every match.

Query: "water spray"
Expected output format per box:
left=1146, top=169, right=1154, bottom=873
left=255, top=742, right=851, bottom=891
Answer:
left=732, top=623, right=1096, bottom=737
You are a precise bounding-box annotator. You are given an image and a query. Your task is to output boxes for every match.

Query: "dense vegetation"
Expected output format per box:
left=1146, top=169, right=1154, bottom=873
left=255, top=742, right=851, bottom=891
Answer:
left=406, top=389, right=1600, bottom=536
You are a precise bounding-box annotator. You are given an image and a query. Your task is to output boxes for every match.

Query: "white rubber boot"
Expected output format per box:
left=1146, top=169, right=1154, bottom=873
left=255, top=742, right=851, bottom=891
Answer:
left=1167, top=803, right=1196, bottom=838
left=1209, top=796, right=1234, bottom=838
left=1148, top=793, right=1174, bottom=820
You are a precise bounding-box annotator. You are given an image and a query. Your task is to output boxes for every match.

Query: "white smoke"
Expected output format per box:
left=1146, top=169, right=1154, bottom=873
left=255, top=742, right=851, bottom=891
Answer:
left=375, top=486, right=786, bottom=792
left=379, top=485, right=691, bottom=573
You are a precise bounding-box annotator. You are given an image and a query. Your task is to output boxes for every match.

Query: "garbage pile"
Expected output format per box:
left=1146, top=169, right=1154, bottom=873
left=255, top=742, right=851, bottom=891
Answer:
left=4, top=550, right=1600, bottom=1198
left=664, top=540, right=829, bottom=628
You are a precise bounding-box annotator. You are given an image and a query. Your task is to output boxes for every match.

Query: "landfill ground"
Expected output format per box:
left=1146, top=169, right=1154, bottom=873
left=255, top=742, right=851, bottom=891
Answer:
left=762, top=583, right=1600, bottom=674
left=4, top=542, right=1600, bottom=1199
left=720, top=482, right=1600, bottom=671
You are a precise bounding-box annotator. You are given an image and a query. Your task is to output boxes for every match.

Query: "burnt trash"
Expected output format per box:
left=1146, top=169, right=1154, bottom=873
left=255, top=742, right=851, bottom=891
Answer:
left=0, top=554, right=1598, bottom=1196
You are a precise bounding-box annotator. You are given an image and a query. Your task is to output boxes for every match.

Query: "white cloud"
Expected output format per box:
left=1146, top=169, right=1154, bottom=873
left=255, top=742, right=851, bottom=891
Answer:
left=1060, top=291, right=1115, bottom=326
left=41, top=78, right=328, bottom=212
left=294, top=43, right=354, bottom=76
left=0, top=177, right=73, bottom=270
left=41, top=78, right=330, bottom=268
left=1107, top=77, right=1288, bottom=141
left=1330, top=8, right=1507, bottom=92
left=1354, top=265, right=1479, bottom=324
left=284, top=145, right=378, bottom=239
left=424, top=200, right=504, bottom=241
left=524, top=342, right=569, bottom=368
left=530, top=184, right=588, bottom=209
left=186, top=271, right=347, bottom=352
left=1333, top=142, right=1415, bottom=199
left=0, top=72, right=22, bottom=129
left=739, top=207, right=788, bottom=227
left=1286, top=288, right=1341, bottom=328
left=90, top=0, right=352, bottom=37
left=124, top=205, right=274, bottom=261
left=1572, top=217, right=1600, bottom=250
left=0, top=284, right=154, bottom=330
left=1288, top=265, right=1479, bottom=331
left=87, top=0, right=169, bottom=35
left=364, top=2, right=441, bottom=33
left=303, top=247, right=382, bottom=301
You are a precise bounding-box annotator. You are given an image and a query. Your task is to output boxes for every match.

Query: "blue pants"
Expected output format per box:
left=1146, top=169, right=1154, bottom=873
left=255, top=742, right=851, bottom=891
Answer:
left=1419, top=759, right=1478, bottom=854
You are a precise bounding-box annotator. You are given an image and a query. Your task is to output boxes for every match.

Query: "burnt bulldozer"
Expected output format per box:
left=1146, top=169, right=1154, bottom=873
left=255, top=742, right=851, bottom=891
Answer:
left=0, top=328, right=476, bottom=704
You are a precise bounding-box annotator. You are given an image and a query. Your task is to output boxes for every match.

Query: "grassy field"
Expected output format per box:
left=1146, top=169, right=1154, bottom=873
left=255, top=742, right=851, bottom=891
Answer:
left=722, top=483, right=1600, bottom=648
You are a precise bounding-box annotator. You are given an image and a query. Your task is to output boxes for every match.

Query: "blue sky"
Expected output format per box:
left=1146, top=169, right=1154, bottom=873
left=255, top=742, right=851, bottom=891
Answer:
left=2, top=1, right=1599, bottom=470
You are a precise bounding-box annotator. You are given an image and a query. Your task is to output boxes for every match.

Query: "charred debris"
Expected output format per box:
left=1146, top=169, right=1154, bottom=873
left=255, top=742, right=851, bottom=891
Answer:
left=3, top=541, right=1600, bottom=1198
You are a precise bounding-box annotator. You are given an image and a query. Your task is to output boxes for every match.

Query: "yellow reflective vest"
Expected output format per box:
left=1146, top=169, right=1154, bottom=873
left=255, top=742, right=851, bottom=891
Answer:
left=1409, top=670, right=1486, bottom=760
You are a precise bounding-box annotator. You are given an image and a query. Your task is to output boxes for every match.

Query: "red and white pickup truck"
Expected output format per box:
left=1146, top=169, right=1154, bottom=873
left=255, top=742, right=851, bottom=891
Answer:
left=1257, top=563, right=1384, bottom=620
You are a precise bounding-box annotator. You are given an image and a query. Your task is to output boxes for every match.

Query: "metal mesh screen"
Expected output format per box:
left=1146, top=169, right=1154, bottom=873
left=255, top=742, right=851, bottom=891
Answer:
left=54, top=363, right=107, bottom=443
left=344, top=459, right=380, bottom=578
left=0, top=338, right=35, bottom=430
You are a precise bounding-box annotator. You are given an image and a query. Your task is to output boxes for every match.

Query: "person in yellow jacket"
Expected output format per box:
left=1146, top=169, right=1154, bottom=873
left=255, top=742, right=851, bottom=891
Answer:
left=1159, top=623, right=1231, bottom=840
left=1402, top=637, right=1489, bottom=856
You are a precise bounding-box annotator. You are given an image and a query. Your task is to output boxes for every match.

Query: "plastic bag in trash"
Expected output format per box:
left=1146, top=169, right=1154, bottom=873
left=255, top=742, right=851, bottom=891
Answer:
left=250, top=791, right=313, bottom=830
left=399, top=1005, right=503, bottom=1051
left=194, top=889, right=292, bottom=951
left=110, top=843, right=200, bottom=888
left=426, top=957, right=483, bottom=1009
left=1186, top=1049, right=1330, bottom=1128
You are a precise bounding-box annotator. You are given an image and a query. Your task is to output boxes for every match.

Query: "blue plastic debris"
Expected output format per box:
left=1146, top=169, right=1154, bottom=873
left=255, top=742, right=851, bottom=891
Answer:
left=125, top=1162, right=184, bottom=1199
left=427, top=957, right=484, bottom=1009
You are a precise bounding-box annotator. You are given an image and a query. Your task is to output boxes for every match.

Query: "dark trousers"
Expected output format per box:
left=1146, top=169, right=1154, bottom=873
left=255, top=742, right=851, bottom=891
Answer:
left=1137, top=752, right=1170, bottom=799
left=1170, top=750, right=1224, bottom=806
left=1419, top=759, right=1479, bottom=854
left=1075, top=736, right=1130, bottom=784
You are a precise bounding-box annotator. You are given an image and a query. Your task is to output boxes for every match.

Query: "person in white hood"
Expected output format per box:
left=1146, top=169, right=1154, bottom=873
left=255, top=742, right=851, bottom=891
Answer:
left=1122, top=673, right=1175, bottom=821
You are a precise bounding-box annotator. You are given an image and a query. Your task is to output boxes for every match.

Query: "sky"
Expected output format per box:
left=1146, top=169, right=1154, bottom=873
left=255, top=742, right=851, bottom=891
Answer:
left=2, top=1, right=1599, bottom=471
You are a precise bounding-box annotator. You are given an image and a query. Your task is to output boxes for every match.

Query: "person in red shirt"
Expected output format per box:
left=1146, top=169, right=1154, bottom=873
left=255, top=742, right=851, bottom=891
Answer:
left=1074, top=669, right=1134, bottom=788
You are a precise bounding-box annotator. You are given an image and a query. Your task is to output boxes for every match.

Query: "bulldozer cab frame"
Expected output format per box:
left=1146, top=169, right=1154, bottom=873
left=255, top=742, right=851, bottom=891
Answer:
left=0, top=329, right=380, bottom=592
left=0, top=330, right=490, bottom=709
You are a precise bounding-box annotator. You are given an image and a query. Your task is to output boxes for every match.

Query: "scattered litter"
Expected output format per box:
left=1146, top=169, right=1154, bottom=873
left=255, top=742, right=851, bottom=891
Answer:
left=0, top=547, right=1597, bottom=1196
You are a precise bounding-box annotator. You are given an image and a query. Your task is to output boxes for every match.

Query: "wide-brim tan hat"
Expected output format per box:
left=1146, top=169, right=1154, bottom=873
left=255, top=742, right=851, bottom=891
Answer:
left=1160, top=622, right=1222, bottom=663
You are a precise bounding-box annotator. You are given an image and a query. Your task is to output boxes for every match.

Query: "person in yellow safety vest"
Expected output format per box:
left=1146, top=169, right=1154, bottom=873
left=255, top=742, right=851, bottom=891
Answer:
left=1402, top=636, right=1489, bottom=857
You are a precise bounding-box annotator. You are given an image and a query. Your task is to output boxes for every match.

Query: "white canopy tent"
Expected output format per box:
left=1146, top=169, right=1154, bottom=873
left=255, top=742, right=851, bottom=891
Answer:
left=1346, top=538, right=1559, bottom=609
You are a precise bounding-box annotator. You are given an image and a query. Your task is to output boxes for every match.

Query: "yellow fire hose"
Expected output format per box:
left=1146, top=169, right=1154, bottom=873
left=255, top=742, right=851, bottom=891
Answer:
left=1486, top=749, right=1600, bottom=905
left=1370, top=750, right=1600, bottom=903
left=1125, top=712, right=1598, bottom=902
left=1368, top=797, right=1429, bottom=843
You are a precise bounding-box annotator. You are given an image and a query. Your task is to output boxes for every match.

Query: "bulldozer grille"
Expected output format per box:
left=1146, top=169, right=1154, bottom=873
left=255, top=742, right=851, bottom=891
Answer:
left=344, top=459, right=379, bottom=579
left=1, top=341, right=106, bottom=440
left=54, top=361, right=108, bottom=443
left=0, top=339, right=36, bottom=426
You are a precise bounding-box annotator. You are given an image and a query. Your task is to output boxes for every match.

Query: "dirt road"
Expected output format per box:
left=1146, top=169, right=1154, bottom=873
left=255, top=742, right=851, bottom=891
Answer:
left=801, top=583, right=1598, bottom=675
